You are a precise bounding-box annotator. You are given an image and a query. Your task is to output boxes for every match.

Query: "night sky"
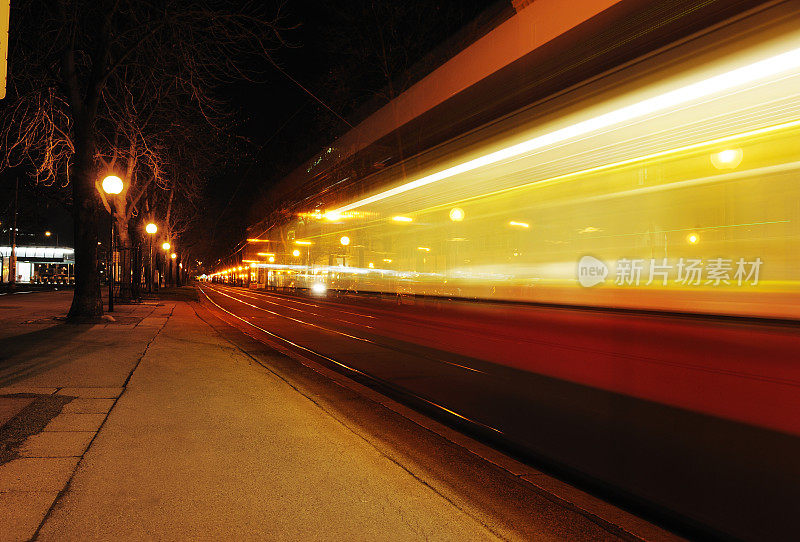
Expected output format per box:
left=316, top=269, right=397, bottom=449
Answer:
left=0, top=0, right=505, bottom=260
left=203, top=0, right=505, bottom=259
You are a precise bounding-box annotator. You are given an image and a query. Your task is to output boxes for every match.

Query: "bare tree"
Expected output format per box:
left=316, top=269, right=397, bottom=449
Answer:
left=2, top=0, right=285, bottom=320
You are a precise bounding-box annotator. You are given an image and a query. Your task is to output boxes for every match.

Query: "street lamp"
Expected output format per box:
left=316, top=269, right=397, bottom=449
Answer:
left=145, top=223, right=157, bottom=293
left=102, top=175, right=124, bottom=311
left=160, top=242, right=172, bottom=287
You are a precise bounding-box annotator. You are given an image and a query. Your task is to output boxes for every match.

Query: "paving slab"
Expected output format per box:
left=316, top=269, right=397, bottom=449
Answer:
left=0, top=491, right=60, bottom=542
left=20, top=431, right=95, bottom=458
left=0, top=387, right=57, bottom=396
left=60, top=398, right=116, bottom=414
left=43, top=412, right=106, bottom=432
left=0, top=397, right=35, bottom=427
left=0, top=457, right=78, bottom=491
left=56, top=387, right=123, bottom=399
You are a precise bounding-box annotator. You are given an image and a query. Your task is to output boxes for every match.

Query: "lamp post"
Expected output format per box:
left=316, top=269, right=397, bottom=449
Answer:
left=161, top=242, right=171, bottom=288
left=145, top=223, right=157, bottom=293
left=171, top=252, right=177, bottom=287
left=102, top=175, right=124, bottom=311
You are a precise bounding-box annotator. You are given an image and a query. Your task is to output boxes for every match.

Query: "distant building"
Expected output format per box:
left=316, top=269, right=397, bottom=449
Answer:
left=0, top=246, right=75, bottom=284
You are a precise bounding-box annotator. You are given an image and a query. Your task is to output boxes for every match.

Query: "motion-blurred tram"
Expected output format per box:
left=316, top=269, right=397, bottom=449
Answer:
left=240, top=5, right=800, bottom=321
left=212, top=2, right=800, bottom=539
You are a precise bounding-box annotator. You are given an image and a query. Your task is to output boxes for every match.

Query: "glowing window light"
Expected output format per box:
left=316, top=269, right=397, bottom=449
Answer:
left=417, top=247, right=431, bottom=252
left=687, top=233, right=700, bottom=244
left=331, top=46, right=800, bottom=213
left=392, top=216, right=413, bottom=222
left=383, top=259, right=393, bottom=263
left=268, top=256, right=275, bottom=263
left=509, top=221, right=530, bottom=228
left=292, top=249, right=301, bottom=257
left=295, top=240, right=312, bottom=245
left=711, top=148, right=743, bottom=169
left=257, top=252, right=275, bottom=257
left=368, top=262, right=375, bottom=268
left=340, top=236, right=350, bottom=246
left=325, top=211, right=342, bottom=221
left=449, top=208, right=465, bottom=222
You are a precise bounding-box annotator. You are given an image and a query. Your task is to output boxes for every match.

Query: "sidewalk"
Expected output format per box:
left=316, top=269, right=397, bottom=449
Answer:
left=0, top=298, right=175, bottom=540
left=0, top=291, right=672, bottom=541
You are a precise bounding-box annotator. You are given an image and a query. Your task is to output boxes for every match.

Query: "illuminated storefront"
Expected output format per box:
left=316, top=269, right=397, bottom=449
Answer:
left=0, top=246, right=75, bottom=284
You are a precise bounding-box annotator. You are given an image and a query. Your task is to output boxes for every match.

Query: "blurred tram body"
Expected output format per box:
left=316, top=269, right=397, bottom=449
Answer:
left=214, top=3, right=800, bottom=540
left=243, top=3, right=800, bottom=320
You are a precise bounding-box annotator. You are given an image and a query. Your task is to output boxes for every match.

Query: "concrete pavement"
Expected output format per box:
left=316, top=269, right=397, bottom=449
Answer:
left=0, top=290, right=677, bottom=540
left=0, top=293, right=173, bottom=540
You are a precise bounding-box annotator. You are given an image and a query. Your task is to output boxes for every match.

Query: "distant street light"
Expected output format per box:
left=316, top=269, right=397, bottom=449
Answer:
left=45, top=230, right=51, bottom=237
left=340, top=236, right=350, bottom=246
left=145, top=223, right=158, bottom=293
left=102, top=174, right=125, bottom=311
left=171, top=253, right=177, bottom=259
left=160, top=242, right=172, bottom=287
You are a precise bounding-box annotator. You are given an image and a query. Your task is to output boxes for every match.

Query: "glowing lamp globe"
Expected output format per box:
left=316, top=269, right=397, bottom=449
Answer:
left=340, top=236, right=350, bottom=246
left=162, top=242, right=171, bottom=251
left=146, top=223, right=158, bottom=235
left=102, top=175, right=124, bottom=195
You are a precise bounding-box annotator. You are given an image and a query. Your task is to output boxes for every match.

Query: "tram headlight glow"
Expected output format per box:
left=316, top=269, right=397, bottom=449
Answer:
left=311, top=283, right=327, bottom=295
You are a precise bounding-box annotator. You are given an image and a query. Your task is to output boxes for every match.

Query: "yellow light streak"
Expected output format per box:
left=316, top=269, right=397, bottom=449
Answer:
left=392, top=216, right=413, bottom=222
left=332, top=47, right=800, bottom=213
left=509, top=221, right=529, bottom=228
left=414, top=119, right=800, bottom=217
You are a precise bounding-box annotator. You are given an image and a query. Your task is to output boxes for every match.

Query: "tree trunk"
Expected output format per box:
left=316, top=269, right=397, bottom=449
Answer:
left=131, top=226, right=142, bottom=301
left=116, top=216, right=133, bottom=301
left=67, top=118, right=104, bottom=321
